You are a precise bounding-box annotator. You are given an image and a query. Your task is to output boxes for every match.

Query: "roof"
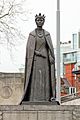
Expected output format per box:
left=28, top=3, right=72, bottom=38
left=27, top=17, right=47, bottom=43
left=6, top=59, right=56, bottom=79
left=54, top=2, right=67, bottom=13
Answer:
left=61, top=78, right=71, bottom=87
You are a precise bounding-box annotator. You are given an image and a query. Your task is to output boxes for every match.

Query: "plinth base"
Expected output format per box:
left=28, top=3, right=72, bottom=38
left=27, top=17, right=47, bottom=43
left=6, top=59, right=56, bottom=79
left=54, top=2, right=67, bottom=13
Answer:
left=0, top=105, right=77, bottom=120
left=22, top=101, right=60, bottom=105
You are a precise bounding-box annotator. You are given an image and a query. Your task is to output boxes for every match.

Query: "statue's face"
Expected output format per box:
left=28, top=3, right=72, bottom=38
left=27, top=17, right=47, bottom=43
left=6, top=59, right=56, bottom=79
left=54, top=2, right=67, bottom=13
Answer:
left=36, top=17, right=44, bottom=27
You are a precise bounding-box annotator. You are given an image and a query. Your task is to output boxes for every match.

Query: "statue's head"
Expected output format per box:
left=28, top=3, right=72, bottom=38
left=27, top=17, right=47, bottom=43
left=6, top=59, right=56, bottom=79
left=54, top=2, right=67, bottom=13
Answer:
left=35, top=13, right=45, bottom=28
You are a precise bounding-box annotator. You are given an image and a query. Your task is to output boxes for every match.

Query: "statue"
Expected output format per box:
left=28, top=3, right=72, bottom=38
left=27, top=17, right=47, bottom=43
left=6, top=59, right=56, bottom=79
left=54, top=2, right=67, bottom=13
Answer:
left=20, top=13, right=56, bottom=103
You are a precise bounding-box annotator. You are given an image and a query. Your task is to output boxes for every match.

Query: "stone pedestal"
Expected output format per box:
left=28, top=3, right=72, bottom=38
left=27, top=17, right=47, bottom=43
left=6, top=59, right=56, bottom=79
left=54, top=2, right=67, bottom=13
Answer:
left=0, top=105, right=80, bottom=120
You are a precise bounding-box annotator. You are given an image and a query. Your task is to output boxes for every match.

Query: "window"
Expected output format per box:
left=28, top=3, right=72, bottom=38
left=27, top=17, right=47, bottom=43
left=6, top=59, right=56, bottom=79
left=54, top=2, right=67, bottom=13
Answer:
left=69, top=87, right=76, bottom=94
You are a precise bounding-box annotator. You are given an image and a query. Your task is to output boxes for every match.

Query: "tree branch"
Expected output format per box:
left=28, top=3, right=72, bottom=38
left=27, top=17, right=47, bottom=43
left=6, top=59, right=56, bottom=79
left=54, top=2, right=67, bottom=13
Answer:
left=0, top=0, right=5, bottom=15
left=0, top=4, right=13, bottom=19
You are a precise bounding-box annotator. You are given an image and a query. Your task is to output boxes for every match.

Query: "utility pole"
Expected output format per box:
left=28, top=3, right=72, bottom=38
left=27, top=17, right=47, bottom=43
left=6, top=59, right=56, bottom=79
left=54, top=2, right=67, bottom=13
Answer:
left=56, top=0, right=61, bottom=104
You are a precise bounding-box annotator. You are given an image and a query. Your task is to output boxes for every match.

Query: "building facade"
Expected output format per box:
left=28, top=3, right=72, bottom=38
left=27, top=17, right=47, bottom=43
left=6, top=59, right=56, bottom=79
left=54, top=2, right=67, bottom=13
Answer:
left=60, top=31, right=80, bottom=96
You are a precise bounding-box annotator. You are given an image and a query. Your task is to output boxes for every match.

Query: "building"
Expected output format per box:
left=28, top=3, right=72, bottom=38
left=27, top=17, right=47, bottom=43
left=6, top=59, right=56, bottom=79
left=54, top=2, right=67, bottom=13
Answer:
left=60, top=31, right=80, bottom=96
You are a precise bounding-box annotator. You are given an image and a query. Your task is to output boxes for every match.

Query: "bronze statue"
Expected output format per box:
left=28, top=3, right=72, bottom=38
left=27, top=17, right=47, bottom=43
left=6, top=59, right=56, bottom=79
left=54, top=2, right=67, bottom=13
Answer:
left=20, top=13, right=56, bottom=103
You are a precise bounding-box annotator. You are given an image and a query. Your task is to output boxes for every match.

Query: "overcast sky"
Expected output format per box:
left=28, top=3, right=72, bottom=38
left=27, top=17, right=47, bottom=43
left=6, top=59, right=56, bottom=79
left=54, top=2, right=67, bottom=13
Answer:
left=1, top=0, right=80, bottom=72
left=22, top=0, right=80, bottom=46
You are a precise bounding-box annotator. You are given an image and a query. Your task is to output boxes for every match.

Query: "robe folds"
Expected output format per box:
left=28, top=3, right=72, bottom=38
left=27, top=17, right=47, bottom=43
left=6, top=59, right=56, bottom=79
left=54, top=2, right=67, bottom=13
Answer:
left=20, top=29, right=56, bottom=103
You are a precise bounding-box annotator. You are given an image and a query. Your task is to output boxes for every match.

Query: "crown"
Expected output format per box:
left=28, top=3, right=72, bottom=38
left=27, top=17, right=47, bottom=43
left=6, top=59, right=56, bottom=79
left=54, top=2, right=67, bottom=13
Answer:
left=35, top=13, right=45, bottom=20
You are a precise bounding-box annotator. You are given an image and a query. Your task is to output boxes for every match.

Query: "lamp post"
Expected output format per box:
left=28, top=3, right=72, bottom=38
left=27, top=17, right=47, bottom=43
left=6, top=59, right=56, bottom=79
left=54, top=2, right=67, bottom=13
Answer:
left=56, top=0, right=60, bottom=104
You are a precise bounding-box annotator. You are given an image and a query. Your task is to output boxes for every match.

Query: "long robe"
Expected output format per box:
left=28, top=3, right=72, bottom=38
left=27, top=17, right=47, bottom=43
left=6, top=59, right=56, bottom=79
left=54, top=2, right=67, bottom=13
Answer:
left=20, top=29, right=56, bottom=103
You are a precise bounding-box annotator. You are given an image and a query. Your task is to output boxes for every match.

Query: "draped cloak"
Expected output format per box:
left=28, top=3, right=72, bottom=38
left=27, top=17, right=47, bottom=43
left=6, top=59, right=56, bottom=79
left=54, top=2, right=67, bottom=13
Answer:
left=20, top=29, right=56, bottom=103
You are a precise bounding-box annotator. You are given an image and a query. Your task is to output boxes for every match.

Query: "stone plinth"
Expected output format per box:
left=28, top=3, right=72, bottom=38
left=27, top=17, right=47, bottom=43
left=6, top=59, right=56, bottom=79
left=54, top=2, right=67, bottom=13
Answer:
left=22, top=101, right=59, bottom=105
left=0, top=105, right=80, bottom=120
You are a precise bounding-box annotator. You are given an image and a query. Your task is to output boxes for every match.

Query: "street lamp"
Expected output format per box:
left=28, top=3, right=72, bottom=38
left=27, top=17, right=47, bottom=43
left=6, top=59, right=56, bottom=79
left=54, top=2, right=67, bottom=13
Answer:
left=56, top=0, right=61, bottom=103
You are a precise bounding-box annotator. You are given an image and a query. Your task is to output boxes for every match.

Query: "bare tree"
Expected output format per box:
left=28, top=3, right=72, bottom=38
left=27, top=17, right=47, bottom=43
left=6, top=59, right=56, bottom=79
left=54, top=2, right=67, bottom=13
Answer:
left=0, top=0, right=29, bottom=49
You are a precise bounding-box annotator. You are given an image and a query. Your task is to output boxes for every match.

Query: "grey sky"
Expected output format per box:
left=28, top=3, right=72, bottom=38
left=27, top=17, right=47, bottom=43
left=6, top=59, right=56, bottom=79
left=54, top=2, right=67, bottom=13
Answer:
left=23, top=0, right=80, bottom=45
left=1, top=0, right=80, bottom=72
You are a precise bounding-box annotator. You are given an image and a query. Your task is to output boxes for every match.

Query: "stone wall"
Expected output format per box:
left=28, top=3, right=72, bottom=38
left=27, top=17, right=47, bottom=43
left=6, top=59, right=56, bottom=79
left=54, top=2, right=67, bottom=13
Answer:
left=0, top=105, right=79, bottom=120
left=0, top=73, right=24, bottom=105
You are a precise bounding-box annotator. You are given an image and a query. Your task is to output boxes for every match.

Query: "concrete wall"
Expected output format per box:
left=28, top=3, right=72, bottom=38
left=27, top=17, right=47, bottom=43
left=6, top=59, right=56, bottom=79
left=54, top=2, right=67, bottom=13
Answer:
left=0, top=105, right=80, bottom=120
left=0, top=73, right=24, bottom=105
